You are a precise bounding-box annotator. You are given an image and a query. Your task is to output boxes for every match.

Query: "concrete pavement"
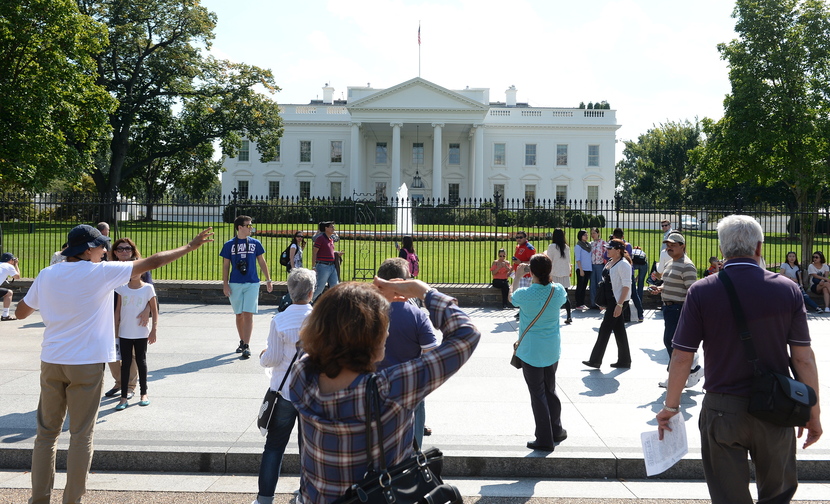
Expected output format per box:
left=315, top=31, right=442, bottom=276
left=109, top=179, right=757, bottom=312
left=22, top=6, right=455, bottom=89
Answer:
left=1, top=300, right=829, bottom=501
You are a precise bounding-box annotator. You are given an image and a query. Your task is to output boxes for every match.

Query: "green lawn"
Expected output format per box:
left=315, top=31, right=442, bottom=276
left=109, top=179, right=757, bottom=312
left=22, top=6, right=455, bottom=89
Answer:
left=3, top=221, right=828, bottom=283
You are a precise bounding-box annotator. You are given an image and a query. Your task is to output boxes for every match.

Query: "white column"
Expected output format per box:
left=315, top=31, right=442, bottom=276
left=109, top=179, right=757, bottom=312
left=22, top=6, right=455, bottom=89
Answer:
left=391, top=122, right=402, bottom=199
left=432, top=123, right=443, bottom=200
left=474, top=124, right=485, bottom=199
left=350, top=122, right=361, bottom=195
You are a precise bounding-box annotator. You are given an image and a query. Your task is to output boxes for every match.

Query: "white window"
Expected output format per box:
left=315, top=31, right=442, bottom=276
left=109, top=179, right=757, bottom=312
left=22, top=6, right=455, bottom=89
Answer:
left=268, top=181, right=280, bottom=199
left=412, top=143, right=424, bottom=164
left=556, top=185, right=568, bottom=203
left=375, top=182, right=387, bottom=202
left=300, top=141, right=312, bottom=163
left=556, top=144, right=568, bottom=166
left=330, top=181, right=342, bottom=199
left=300, top=181, right=311, bottom=199
left=237, top=180, right=249, bottom=199
left=275, top=141, right=280, bottom=162
left=448, top=143, right=460, bottom=165
left=524, top=184, right=536, bottom=207
left=330, top=141, right=342, bottom=163
left=376, top=142, right=388, bottom=164
left=525, top=144, right=536, bottom=166
left=239, top=140, right=250, bottom=162
left=448, top=183, right=460, bottom=205
left=494, top=143, right=505, bottom=166
left=587, top=185, right=599, bottom=201
left=588, top=145, right=600, bottom=166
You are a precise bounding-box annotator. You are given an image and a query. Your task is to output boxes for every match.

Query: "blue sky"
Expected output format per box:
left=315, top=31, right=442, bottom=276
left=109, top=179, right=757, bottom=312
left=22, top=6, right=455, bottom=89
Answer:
left=199, top=0, right=738, bottom=154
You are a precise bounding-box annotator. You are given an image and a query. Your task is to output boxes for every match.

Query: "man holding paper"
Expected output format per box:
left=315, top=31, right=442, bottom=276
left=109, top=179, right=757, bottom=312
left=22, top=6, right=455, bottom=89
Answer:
left=656, top=215, right=821, bottom=504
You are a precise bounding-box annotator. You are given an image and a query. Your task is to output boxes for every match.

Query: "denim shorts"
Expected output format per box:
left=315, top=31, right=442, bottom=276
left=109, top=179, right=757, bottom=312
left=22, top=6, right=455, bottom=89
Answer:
left=229, top=282, right=260, bottom=314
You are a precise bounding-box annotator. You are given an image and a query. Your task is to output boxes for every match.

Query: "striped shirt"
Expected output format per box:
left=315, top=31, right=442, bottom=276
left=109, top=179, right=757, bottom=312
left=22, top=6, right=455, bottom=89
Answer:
left=260, top=303, right=313, bottom=394
left=288, top=290, right=480, bottom=504
left=661, top=255, right=697, bottom=303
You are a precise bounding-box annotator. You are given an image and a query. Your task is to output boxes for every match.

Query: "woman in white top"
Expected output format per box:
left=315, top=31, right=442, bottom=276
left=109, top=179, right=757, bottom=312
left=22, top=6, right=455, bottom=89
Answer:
left=288, top=232, right=305, bottom=271
left=780, top=251, right=822, bottom=313
left=808, top=251, right=830, bottom=311
left=583, top=239, right=632, bottom=369
left=546, top=228, right=572, bottom=324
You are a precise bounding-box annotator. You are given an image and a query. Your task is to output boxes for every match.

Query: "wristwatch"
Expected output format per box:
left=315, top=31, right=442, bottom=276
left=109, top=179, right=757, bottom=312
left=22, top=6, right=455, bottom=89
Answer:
left=616, top=303, right=623, bottom=308
left=662, top=403, right=679, bottom=413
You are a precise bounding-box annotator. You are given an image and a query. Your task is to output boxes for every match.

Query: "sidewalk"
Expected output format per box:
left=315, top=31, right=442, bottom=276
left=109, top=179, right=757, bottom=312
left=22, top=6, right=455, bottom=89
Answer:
left=1, top=301, right=829, bottom=500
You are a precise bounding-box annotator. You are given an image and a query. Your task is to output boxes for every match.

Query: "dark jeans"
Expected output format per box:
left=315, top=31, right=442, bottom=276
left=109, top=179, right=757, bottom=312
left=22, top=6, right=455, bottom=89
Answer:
left=258, top=394, right=301, bottom=502
left=662, top=303, right=683, bottom=366
left=589, top=266, right=604, bottom=308
left=588, top=301, right=631, bottom=365
left=119, top=337, right=148, bottom=397
left=631, top=263, right=648, bottom=319
left=575, top=269, right=590, bottom=306
left=492, top=278, right=509, bottom=306
left=521, top=360, right=564, bottom=446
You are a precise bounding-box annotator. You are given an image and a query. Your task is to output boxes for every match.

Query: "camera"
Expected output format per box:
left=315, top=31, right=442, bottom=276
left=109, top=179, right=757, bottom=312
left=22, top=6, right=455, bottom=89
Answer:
left=236, top=259, right=248, bottom=275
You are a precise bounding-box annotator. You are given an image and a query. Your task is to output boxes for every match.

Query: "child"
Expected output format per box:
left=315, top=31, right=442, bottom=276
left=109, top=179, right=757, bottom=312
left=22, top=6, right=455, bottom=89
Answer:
left=704, top=256, right=721, bottom=277
left=114, top=273, right=158, bottom=410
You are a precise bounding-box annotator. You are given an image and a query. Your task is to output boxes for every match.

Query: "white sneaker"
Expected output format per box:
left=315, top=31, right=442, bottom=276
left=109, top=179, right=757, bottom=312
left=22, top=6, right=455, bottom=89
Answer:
left=825, top=307, right=830, bottom=313
left=686, top=366, right=703, bottom=388
left=658, top=379, right=668, bottom=388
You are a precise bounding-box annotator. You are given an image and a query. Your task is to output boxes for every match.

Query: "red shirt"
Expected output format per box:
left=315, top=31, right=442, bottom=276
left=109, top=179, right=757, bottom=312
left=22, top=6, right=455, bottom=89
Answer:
left=313, top=234, right=335, bottom=262
left=512, top=242, right=536, bottom=278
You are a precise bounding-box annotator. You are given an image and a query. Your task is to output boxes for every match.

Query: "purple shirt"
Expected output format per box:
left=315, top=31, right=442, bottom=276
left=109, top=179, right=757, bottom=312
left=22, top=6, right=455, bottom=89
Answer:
left=672, top=258, right=811, bottom=397
left=377, top=301, right=437, bottom=369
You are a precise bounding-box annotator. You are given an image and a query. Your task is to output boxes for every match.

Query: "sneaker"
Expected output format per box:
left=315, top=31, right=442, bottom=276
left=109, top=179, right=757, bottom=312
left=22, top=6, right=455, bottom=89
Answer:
left=575, top=305, right=588, bottom=310
left=241, top=345, right=251, bottom=360
left=658, top=379, right=668, bottom=388
left=0, top=315, right=16, bottom=321
left=235, top=340, right=245, bottom=353
left=816, top=307, right=824, bottom=314
left=686, top=365, right=703, bottom=388
left=825, top=307, right=830, bottom=313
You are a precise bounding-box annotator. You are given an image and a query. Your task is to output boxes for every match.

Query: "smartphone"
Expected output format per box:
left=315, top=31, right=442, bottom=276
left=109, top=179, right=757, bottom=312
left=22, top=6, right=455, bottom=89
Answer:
left=394, top=241, right=399, bottom=249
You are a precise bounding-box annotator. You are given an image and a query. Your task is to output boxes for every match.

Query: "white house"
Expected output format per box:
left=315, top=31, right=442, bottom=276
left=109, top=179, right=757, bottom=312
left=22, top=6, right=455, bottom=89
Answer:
left=221, top=77, right=620, bottom=204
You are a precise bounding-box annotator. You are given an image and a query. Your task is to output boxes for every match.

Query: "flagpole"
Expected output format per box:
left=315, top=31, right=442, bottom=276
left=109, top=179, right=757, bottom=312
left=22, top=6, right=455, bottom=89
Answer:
left=418, top=22, right=421, bottom=77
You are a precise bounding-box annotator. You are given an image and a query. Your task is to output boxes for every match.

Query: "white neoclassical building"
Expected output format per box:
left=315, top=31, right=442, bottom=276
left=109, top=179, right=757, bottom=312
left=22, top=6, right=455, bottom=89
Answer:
left=221, top=77, right=620, bottom=203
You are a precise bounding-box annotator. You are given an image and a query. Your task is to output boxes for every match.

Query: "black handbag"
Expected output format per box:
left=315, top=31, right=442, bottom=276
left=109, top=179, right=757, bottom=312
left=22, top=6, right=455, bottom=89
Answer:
left=719, top=269, right=817, bottom=427
left=257, top=350, right=299, bottom=436
left=511, top=286, right=556, bottom=369
left=333, top=375, right=462, bottom=504
left=595, top=262, right=619, bottom=308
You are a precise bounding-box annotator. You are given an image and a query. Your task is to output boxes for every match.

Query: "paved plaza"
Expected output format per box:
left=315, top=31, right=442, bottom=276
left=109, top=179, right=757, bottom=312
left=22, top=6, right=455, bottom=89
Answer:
left=1, top=299, right=829, bottom=501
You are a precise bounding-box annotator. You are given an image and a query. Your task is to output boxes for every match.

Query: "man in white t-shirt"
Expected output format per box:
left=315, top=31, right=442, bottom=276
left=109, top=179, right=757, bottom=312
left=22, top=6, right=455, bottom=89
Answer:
left=0, top=252, right=21, bottom=321
left=15, top=224, right=213, bottom=504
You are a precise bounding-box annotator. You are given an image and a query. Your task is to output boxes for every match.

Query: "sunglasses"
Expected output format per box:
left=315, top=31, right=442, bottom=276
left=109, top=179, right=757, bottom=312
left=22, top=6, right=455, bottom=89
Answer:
left=115, top=246, right=133, bottom=252
left=244, top=224, right=254, bottom=228
left=814, top=256, right=821, bottom=259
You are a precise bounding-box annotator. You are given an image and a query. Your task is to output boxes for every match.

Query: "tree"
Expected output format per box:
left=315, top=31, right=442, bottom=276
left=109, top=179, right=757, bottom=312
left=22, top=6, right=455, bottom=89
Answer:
left=697, top=0, right=830, bottom=269
left=615, top=120, right=703, bottom=205
left=0, top=0, right=115, bottom=190
left=77, top=0, right=282, bottom=217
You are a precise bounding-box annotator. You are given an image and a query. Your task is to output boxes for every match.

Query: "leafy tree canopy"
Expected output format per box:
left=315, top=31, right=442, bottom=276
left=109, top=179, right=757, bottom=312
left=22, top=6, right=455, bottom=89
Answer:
left=78, top=0, right=283, bottom=203
left=0, top=0, right=115, bottom=189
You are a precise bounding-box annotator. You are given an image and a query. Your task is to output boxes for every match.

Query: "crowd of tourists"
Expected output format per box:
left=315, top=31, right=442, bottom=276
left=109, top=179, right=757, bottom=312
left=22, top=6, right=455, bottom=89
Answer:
left=0, top=214, right=825, bottom=504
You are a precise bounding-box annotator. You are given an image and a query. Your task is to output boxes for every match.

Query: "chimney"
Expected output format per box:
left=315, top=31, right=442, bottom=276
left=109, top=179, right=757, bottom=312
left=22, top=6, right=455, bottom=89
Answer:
left=323, top=83, right=334, bottom=104
left=505, top=85, right=517, bottom=107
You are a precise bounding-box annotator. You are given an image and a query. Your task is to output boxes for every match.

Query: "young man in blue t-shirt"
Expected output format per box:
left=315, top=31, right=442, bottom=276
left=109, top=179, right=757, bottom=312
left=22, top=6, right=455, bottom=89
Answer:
left=220, top=215, right=272, bottom=359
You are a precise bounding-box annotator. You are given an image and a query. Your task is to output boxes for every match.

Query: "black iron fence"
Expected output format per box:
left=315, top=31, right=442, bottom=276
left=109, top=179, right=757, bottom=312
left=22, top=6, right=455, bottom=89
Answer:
left=1, top=192, right=828, bottom=284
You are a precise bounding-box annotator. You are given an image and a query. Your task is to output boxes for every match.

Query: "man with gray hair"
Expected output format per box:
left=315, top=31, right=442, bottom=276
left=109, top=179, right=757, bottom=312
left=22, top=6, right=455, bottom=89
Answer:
left=254, top=267, right=316, bottom=504
left=657, top=215, right=821, bottom=504
left=375, top=257, right=437, bottom=446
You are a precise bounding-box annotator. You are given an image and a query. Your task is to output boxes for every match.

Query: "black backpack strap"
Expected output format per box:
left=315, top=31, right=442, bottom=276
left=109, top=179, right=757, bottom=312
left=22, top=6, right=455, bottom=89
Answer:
left=718, top=269, right=759, bottom=365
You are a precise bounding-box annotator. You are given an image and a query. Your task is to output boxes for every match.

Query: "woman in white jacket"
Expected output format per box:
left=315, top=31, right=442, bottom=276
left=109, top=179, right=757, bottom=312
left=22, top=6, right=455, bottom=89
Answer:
left=582, top=239, right=632, bottom=369
left=546, top=229, right=573, bottom=324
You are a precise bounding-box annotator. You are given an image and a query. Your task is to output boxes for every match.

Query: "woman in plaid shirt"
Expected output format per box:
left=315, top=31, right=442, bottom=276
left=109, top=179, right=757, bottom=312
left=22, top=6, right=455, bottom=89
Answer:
left=288, top=279, right=480, bottom=504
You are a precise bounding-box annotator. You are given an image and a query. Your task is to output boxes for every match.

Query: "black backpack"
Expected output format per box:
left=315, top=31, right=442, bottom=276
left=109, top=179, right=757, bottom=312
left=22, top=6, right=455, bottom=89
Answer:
left=279, top=243, right=293, bottom=269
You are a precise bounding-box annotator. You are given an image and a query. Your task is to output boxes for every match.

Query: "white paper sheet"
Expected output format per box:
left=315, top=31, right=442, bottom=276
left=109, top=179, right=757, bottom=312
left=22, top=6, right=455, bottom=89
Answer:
left=641, top=413, right=688, bottom=476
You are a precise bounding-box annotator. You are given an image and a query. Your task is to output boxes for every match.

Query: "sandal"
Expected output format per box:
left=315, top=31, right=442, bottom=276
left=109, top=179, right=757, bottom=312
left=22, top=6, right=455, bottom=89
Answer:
left=1, top=315, right=16, bottom=321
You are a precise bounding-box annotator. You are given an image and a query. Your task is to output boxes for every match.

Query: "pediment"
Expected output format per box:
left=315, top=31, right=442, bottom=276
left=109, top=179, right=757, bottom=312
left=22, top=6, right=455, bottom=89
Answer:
left=488, top=173, right=511, bottom=182
left=325, top=170, right=347, bottom=179
left=348, top=77, right=488, bottom=112
left=295, top=170, right=316, bottom=178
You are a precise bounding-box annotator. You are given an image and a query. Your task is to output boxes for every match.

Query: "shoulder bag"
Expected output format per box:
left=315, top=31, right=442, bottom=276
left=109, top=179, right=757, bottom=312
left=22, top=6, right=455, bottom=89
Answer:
left=333, top=375, right=462, bottom=504
left=595, top=260, right=620, bottom=308
left=719, top=269, right=816, bottom=427
left=257, top=350, right=300, bottom=436
left=511, top=285, right=556, bottom=369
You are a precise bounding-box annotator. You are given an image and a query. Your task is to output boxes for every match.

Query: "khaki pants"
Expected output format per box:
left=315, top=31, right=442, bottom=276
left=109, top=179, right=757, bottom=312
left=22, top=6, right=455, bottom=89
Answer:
left=30, top=362, right=104, bottom=504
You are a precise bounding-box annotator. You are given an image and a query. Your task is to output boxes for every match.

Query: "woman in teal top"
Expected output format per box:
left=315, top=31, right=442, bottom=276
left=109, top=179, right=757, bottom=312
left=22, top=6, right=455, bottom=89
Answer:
left=512, top=253, right=568, bottom=452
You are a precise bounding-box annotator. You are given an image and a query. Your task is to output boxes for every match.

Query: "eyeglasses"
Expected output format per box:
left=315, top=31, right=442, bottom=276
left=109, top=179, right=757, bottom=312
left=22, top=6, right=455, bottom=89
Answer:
left=515, top=236, right=525, bottom=240
left=661, top=224, right=670, bottom=228
left=115, top=246, right=133, bottom=252
left=244, top=224, right=254, bottom=228
left=295, top=235, right=303, bottom=238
